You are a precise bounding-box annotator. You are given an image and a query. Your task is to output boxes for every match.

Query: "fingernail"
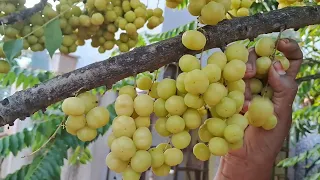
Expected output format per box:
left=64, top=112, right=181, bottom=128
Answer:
left=282, top=39, right=290, bottom=43
left=273, top=61, right=286, bottom=75
left=246, top=63, right=253, bottom=72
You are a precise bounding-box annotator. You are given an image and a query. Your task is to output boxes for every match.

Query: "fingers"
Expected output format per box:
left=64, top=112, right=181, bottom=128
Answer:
left=268, top=60, right=298, bottom=129
left=277, top=39, right=303, bottom=61
left=267, top=61, right=287, bottom=93
left=241, top=80, right=251, bottom=114
left=276, top=39, right=303, bottom=79
left=244, top=48, right=257, bottom=79
left=268, top=61, right=298, bottom=102
left=241, top=48, right=257, bottom=114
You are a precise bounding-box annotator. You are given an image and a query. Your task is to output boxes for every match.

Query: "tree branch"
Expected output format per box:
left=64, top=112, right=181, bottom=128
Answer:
left=0, top=6, right=320, bottom=126
left=0, top=0, right=48, bottom=25
left=296, top=73, right=320, bottom=84
left=303, top=58, right=320, bottom=65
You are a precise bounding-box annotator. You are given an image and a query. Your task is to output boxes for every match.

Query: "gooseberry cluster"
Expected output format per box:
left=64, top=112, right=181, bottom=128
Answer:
left=226, top=0, right=254, bottom=19
left=245, top=36, right=290, bottom=129
left=187, top=0, right=229, bottom=25
left=277, top=0, right=305, bottom=9
left=165, top=0, right=183, bottom=9
left=62, top=91, right=110, bottom=142
left=0, top=0, right=165, bottom=57
left=103, top=29, right=291, bottom=179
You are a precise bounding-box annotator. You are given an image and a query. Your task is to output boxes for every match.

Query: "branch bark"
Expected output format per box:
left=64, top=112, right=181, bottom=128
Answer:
left=296, top=73, right=320, bottom=84
left=0, top=6, right=320, bottom=127
left=0, top=0, right=48, bottom=25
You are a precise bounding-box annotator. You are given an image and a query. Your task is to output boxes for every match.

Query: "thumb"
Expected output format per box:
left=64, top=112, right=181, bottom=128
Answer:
left=267, top=61, right=288, bottom=93
left=268, top=61, right=298, bottom=107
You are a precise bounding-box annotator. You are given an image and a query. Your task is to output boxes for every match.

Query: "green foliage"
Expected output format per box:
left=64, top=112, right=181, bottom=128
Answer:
left=3, top=39, right=23, bottom=61
left=3, top=103, right=116, bottom=180
left=176, top=0, right=189, bottom=10
left=68, top=146, right=93, bottom=165
left=145, top=21, right=197, bottom=43
left=305, top=172, right=320, bottom=180
left=250, top=0, right=278, bottom=13
left=44, top=19, right=63, bottom=58
left=90, top=86, right=107, bottom=95
left=277, top=144, right=320, bottom=168
left=0, top=66, right=54, bottom=89
left=0, top=129, right=33, bottom=157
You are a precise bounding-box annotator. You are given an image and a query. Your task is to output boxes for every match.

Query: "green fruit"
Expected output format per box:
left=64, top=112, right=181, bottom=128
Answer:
left=0, top=60, right=10, bottom=73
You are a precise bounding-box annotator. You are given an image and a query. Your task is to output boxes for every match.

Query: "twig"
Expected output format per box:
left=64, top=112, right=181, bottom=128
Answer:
left=133, top=72, right=137, bottom=88
left=263, top=28, right=284, bottom=98
left=22, top=3, right=77, bottom=39
left=0, top=0, right=48, bottom=25
left=21, top=122, right=63, bottom=158
left=271, top=27, right=285, bottom=61
left=148, top=70, right=159, bottom=95
left=303, top=58, right=320, bottom=64
left=296, top=73, right=320, bottom=84
left=305, top=156, right=320, bottom=174
left=152, top=70, right=159, bottom=83
left=175, top=64, right=180, bottom=79
left=74, top=87, right=84, bottom=97
left=227, top=12, right=236, bottom=19
left=199, top=47, right=205, bottom=69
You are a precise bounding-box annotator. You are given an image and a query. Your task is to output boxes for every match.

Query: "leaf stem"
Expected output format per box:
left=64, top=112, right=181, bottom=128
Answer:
left=21, top=122, right=63, bottom=158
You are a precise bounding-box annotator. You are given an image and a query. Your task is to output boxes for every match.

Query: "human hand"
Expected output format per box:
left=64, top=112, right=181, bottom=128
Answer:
left=215, top=39, right=303, bottom=180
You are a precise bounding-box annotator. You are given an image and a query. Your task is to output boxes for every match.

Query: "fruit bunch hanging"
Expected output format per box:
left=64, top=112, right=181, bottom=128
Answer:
left=165, top=0, right=183, bottom=9
left=187, top=0, right=229, bottom=25
left=62, top=91, right=110, bottom=142
left=226, top=0, right=254, bottom=18
left=0, top=0, right=165, bottom=57
left=104, top=26, right=292, bottom=179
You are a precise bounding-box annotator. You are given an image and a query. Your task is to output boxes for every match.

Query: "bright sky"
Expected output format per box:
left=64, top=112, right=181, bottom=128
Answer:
left=25, top=0, right=40, bottom=8
left=26, top=0, right=161, bottom=8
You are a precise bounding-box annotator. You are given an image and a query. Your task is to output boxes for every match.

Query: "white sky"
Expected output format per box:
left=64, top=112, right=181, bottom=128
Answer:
left=26, top=0, right=161, bottom=8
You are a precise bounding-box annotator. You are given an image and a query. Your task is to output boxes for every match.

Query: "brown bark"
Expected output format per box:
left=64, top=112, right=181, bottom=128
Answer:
left=296, top=73, right=320, bottom=84
left=0, top=0, right=48, bottom=25
left=0, top=6, right=320, bottom=126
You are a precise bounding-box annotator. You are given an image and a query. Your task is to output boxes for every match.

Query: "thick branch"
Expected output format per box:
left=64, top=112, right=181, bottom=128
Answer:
left=296, top=73, right=320, bottom=84
left=0, top=0, right=47, bottom=25
left=0, top=6, right=320, bottom=126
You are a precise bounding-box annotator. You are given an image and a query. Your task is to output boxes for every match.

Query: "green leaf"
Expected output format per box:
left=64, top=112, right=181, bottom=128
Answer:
left=84, top=148, right=92, bottom=159
left=16, top=73, right=26, bottom=88
left=9, top=135, right=19, bottom=156
left=68, top=151, right=78, bottom=165
left=2, top=71, right=16, bottom=86
left=45, top=19, right=63, bottom=58
left=22, top=75, right=31, bottom=89
left=0, top=129, right=34, bottom=158
left=1, top=137, right=9, bottom=155
left=176, top=0, right=189, bottom=10
left=3, top=39, right=23, bottom=61
left=24, top=129, right=33, bottom=147
left=25, top=156, right=43, bottom=180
